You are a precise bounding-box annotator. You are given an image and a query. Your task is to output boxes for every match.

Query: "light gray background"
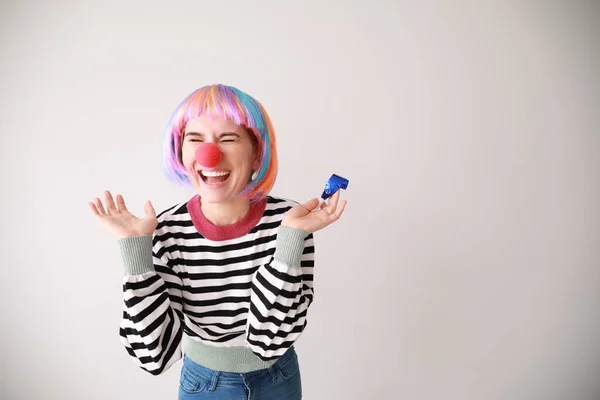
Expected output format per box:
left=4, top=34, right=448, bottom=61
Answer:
left=1, top=1, right=599, bottom=399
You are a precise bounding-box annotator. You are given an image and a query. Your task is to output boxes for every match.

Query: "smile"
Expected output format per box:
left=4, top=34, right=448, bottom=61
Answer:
left=198, top=170, right=231, bottom=186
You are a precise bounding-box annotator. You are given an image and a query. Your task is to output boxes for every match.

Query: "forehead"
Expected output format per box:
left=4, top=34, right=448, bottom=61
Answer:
left=184, top=115, right=244, bottom=134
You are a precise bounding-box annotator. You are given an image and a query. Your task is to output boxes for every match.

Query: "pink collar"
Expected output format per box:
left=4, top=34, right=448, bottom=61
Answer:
left=187, top=195, right=267, bottom=241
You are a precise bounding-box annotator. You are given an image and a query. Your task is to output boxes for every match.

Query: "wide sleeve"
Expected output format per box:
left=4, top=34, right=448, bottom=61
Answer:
left=246, top=226, right=316, bottom=360
left=117, top=234, right=184, bottom=375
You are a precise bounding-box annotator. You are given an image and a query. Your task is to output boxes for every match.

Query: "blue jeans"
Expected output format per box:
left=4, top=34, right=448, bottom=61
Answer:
left=179, top=346, right=302, bottom=399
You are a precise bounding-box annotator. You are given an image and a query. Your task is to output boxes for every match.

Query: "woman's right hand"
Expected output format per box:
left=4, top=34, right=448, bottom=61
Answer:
left=89, top=190, right=158, bottom=239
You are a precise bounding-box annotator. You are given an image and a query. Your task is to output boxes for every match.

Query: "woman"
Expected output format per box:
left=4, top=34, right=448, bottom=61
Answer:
left=89, top=84, right=346, bottom=399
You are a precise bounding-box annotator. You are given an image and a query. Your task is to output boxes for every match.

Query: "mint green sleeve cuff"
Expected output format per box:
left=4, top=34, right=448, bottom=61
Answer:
left=117, top=235, right=155, bottom=275
left=273, top=226, right=309, bottom=268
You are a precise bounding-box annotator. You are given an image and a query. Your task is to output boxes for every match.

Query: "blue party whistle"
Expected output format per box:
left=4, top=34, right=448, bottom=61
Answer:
left=321, top=174, right=349, bottom=200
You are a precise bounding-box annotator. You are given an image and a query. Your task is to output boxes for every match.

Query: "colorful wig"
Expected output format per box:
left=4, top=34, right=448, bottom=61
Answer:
left=162, top=84, right=278, bottom=202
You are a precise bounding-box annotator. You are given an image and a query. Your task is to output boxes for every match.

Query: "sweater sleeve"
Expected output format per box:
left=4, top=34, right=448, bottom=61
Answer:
left=117, top=234, right=184, bottom=375
left=246, top=226, right=316, bottom=360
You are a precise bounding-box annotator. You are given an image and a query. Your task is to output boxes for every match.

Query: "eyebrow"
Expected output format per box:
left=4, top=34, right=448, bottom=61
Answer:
left=184, top=132, right=240, bottom=139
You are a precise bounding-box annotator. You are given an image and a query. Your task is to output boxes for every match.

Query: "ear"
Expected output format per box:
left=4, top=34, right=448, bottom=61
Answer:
left=247, top=127, right=261, bottom=172
left=252, top=155, right=261, bottom=172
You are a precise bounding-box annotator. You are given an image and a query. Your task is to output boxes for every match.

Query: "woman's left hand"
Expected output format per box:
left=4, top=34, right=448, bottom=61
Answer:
left=281, top=190, right=347, bottom=234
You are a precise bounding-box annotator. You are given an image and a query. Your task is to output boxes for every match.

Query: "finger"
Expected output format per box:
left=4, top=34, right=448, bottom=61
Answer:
left=332, top=199, right=347, bottom=220
left=324, top=190, right=340, bottom=214
left=104, top=190, right=118, bottom=214
left=94, top=198, right=107, bottom=215
left=301, top=198, right=320, bottom=211
left=323, top=199, right=346, bottom=225
left=89, top=202, right=101, bottom=216
left=144, top=200, right=156, bottom=220
left=116, top=194, right=128, bottom=212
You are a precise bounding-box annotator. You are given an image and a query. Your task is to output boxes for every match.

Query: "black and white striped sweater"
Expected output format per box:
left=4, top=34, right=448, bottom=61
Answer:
left=117, top=195, right=315, bottom=375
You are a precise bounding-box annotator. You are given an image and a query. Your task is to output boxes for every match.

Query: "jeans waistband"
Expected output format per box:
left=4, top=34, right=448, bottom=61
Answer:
left=182, top=344, right=297, bottom=385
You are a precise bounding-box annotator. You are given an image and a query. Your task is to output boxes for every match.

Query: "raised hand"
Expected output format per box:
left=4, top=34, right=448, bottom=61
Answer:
left=281, top=189, right=347, bottom=234
left=89, top=190, right=158, bottom=239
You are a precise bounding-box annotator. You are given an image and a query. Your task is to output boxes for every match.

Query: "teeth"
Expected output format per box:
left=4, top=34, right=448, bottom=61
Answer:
left=201, top=171, right=230, bottom=177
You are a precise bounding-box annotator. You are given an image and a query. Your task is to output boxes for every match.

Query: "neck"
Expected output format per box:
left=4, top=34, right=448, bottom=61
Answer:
left=201, top=197, right=251, bottom=226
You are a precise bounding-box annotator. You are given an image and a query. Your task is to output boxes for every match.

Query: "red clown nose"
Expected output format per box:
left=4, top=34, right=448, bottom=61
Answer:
left=195, top=143, right=222, bottom=168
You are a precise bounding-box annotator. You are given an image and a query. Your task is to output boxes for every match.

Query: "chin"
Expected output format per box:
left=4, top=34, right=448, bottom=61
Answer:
left=198, top=187, right=246, bottom=204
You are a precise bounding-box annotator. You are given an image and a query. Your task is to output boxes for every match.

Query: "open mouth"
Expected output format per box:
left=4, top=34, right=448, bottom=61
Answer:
left=199, top=170, right=231, bottom=185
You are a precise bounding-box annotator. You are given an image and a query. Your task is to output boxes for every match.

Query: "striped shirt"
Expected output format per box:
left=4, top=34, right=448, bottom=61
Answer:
left=117, top=195, right=315, bottom=375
